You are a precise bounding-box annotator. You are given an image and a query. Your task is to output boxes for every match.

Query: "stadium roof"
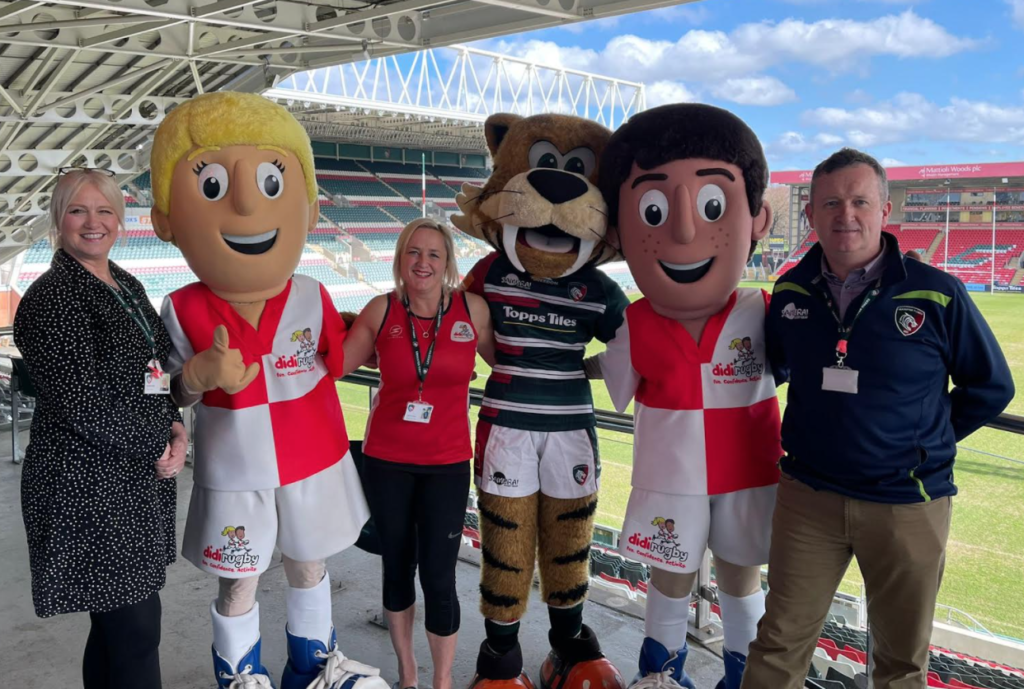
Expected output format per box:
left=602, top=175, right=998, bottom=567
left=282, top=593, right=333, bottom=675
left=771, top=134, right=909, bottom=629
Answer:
left=771, top=161, right=1024, bottom=189
left=0, top=0, right=695, bottom=264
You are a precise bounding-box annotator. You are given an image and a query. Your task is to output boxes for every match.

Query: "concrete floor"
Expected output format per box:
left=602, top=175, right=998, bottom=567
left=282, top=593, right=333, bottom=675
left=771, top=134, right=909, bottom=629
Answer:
left=0, top=427, right=727, bottom=688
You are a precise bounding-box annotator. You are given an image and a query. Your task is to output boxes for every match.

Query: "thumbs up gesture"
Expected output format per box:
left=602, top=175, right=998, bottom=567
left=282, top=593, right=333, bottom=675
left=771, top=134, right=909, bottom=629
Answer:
left=182, top=325, right=261, bottom=395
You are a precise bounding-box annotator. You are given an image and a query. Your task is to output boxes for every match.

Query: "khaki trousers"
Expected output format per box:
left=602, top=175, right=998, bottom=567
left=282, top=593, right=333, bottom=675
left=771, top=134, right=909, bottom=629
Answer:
left=740, top=474, right=952, bottom=689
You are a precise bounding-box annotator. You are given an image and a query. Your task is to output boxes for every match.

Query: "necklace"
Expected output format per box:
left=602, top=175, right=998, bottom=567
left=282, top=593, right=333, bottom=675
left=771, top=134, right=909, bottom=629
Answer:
left=412, top=313, right=433, bottom=339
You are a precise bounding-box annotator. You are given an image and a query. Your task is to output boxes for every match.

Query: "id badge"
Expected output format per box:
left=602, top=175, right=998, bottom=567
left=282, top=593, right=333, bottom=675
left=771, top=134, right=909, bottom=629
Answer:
left=403, top=401, right=434, bottom=424
left=822, top=366, right=858, bottom=394
left=144, top=359, right=170, bottom=395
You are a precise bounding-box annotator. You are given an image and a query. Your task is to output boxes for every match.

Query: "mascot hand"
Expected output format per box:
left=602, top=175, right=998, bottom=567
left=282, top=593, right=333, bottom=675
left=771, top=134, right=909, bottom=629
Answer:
left=451, top=182, right=483, bottom=236
left=339, top=311, right=358, bottom=330
left=582, top=355, right=603, bottom=380
left=183, top=325, right=261, bottom=395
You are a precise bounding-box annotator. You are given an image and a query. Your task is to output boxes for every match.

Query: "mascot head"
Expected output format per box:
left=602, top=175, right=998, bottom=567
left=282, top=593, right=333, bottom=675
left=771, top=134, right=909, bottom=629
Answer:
left=599, top=103, right=772, bottom=319
left=452, top=113, right=618, bottom=280
left=150, top=92, right=319, bottom=302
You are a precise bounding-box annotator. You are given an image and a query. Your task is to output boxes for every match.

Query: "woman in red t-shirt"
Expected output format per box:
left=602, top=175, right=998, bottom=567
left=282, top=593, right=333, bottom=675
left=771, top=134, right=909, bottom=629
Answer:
left=343, top=218, right=493, bottom=689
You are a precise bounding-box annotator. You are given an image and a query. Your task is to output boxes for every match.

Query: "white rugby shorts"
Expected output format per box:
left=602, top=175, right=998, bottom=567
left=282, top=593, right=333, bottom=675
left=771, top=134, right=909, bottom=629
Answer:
left=182, top=451, right=370, bottom=577
left=619, top=484, right=776, bottom=573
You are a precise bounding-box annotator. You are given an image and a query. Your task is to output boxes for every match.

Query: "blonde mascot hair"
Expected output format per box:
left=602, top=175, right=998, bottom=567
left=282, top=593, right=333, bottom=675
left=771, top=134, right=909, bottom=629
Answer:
left=150, top=92, right=316, bottom=215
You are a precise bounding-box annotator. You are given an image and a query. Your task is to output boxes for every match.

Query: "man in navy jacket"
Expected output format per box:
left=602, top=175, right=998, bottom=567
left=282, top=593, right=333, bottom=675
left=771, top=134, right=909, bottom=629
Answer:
left=741, top=148, right=1014, bottom=689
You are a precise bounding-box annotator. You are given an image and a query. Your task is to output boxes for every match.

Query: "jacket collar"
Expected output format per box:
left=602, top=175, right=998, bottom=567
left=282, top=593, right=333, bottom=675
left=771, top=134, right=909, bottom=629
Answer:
left=788, top=231, right=906, bottom=287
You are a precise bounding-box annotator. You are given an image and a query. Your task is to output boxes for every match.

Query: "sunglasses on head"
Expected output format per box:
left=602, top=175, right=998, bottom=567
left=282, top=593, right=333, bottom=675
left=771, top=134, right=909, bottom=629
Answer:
left=57, top=167, right=116, bottom=177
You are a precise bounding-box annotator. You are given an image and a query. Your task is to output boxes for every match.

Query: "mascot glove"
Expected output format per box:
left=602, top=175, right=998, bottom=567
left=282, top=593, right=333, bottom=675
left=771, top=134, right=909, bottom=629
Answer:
left=183, top=324, right=261, bottom=395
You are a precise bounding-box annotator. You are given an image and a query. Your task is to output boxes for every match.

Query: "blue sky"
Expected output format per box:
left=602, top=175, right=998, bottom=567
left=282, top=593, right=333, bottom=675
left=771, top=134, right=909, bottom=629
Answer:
left=467, top=0, right=1024, bottom=172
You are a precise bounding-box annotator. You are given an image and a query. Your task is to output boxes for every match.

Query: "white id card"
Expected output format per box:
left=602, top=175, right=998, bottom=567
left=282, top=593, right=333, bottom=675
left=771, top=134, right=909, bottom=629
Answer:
left=144, top=359, right=170, bottom=395
left=822, top=366, right=858, bottom=394
left=404, top=401, right=434, bottom=424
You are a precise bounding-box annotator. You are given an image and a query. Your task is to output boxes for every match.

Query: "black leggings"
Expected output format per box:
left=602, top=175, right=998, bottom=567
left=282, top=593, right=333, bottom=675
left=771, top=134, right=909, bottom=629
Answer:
left=362, top=456, right=470, bottom=637
left=83, top=592, right=162, bottom=689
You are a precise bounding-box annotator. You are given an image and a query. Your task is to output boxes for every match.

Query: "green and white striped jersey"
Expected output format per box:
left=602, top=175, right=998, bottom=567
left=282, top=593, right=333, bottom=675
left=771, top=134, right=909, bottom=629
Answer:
left=466, top=252, right=629, bottom=431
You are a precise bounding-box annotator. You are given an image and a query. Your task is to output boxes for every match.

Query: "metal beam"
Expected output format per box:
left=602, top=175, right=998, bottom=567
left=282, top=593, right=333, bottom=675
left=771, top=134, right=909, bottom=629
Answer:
left=0, top=83, right=24, bottom=117
left=40, top=59, right=175, bottom=113
left=218, top=43, right=367, bottom=58
left=0, top=13, right=164, bottom=33
left=27, top=49, right=79, bottom=117
left=189, top=61, right=205, bottom=95
left=469, top=0, right=579, bottom=20
left=108, top=61, right=182, bottom=121
left=79, top=19, right=183, bottom=49
left=307, top=0, right=445, bottom=31
left=0, top=1, right=42, bottom=22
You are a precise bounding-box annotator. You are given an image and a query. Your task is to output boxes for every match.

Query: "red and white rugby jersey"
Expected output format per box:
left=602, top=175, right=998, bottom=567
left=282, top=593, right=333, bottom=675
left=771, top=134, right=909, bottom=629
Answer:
left=161, top=275, right=349, bottom=491
left=600, top=288, right=782, bottom=496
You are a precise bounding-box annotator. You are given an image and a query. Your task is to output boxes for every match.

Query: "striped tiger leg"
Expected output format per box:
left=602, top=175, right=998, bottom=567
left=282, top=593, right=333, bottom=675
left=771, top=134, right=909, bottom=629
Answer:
left=478, top=491, right=539, bottom=623
left=537, top=493, right=597, bottom=609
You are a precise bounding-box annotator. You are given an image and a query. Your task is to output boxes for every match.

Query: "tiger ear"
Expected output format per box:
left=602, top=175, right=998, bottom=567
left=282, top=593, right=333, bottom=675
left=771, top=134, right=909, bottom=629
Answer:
left=484, top=114, right=522, bottom=158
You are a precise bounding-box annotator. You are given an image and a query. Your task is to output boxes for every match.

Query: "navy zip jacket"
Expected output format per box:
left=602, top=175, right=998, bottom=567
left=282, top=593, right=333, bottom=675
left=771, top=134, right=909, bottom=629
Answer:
left=768, top=232, right=1014, bottom=504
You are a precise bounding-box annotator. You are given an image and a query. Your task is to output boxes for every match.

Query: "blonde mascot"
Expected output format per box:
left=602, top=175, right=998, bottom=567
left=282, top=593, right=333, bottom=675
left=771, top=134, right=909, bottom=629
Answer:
left=153, top=92, right=387, bottom=689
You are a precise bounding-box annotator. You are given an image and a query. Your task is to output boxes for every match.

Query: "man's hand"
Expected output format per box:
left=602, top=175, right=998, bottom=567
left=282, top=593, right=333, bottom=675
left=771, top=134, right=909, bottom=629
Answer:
left=905, top=250, right=923, bottom=262
left=182, top=325, right=260, bottom=395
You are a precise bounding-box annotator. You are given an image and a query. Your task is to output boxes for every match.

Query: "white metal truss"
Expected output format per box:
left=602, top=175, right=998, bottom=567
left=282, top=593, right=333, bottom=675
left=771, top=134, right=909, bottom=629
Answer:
left=267, top=44, right=646, bottom=147
left=0, top=0, right=703, bottom=264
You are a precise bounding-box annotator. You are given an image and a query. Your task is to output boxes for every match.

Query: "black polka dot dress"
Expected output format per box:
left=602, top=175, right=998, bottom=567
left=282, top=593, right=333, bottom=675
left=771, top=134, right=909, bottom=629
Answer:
left=14, top=249, right=181, bottom=618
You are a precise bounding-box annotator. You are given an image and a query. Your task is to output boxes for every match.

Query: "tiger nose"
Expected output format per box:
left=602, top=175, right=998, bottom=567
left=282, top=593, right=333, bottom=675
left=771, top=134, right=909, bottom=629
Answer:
left=527, top=169, right=589, bottom=205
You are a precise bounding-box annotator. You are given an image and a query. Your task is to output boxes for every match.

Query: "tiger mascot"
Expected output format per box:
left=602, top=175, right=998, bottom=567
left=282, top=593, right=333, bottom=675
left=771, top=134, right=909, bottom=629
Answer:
left=453, top=113, right=628, bottom=689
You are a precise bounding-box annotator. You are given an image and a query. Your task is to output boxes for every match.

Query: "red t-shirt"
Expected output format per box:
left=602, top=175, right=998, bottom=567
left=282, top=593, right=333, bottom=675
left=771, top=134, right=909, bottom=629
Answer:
left=364, top=292, right=477, bottom=465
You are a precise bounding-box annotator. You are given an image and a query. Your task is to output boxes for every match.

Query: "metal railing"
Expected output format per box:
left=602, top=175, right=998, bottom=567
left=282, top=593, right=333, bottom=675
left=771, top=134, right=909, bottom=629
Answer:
left=340, top=367, right=1024, bottom=642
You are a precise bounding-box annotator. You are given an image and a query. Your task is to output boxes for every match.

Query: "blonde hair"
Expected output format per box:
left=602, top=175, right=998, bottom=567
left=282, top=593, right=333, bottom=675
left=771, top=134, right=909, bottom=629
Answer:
left=150, top=92, right=316, bottom=216
left=392, top=218, right=460, bottom=302
left=49, top=170, right=126, bottom=250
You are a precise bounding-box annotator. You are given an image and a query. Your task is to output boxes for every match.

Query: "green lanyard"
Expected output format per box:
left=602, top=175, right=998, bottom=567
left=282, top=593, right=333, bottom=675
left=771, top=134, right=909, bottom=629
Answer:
left=104, top=277, right=157, bottom=359
left=817, top=278, right=882, bottom=367
left=403, top=294, right=444, bottom=401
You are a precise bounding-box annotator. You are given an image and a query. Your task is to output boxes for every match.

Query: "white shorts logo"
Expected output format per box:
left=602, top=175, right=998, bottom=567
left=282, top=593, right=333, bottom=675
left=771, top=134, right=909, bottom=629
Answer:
left=451, top=321, right=475, bottom=342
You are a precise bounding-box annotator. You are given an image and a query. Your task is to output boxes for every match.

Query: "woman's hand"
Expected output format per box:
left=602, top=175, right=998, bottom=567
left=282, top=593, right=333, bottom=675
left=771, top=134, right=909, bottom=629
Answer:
left=156, top=422, right=188, bottom=479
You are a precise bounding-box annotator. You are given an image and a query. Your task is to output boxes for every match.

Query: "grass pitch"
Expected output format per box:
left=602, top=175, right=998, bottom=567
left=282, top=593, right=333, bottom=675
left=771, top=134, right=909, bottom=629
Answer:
left=337, top=283, right=1024, bottom=639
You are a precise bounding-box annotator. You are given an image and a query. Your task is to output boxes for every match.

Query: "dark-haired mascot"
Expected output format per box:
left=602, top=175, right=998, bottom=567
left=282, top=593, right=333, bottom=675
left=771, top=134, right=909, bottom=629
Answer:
left=452, top=114, right=628, bottom=689
left=595, top=103, right=782, bottom=689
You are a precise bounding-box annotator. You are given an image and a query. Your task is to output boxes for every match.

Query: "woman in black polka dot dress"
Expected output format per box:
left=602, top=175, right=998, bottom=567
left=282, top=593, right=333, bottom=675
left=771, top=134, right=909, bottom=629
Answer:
left=13, top=169, right=187, bottom=688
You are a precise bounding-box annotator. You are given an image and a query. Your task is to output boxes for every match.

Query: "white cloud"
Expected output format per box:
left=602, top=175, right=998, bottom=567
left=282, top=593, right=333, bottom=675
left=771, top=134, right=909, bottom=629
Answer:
left=483, top=11, right=975, bottom=100
left=770, top=131, right=846, bottom=154
left=845, top=89, right=874, bottom=105
left=1009, top=0, right=1024, bottom=29
left=802, top=92, right=1024, bottom=146
left=645, top=80, right=697, bottom=107
left=881, top=157, right=908, bottom=166
left=561, top=16, right=621, bottom=34
left=711, top=76, right=797, bottom=106
left=646, top=4, right=712, bottom=25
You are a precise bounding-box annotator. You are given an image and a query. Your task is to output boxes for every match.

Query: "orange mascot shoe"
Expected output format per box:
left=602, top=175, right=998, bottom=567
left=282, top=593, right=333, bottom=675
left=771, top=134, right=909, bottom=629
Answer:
left=469, top=640, right=536, bottom=689
left=540, top=625, right=626, bottom=689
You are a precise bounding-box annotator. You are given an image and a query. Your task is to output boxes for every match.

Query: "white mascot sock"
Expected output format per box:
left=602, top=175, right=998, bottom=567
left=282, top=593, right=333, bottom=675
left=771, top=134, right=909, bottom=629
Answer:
left=211, top=600, right=261, bottom=671
left=645, top=586, right=690, bottom=653
left=286, top=571, right=334, bottom=647
left=717, top=589, right=765, bottom=656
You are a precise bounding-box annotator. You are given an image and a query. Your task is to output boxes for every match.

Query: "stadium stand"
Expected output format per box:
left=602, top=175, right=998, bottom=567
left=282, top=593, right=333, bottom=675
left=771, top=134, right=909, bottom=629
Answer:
left=599, top=261, right=637, bottom=291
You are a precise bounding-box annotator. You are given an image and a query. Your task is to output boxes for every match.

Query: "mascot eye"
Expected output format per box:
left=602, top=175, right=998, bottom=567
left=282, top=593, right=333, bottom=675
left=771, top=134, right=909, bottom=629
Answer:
left=196, top=163, right=229, bottom=201
left=696, top=183, right=726, bottom=222
left=528, top=141, right=562, bottom=170
left=256, top=161, right=285, bottom=199
left=639, top=189, right=669, bottom=227
left=562, top=147, right=596, bottom=177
